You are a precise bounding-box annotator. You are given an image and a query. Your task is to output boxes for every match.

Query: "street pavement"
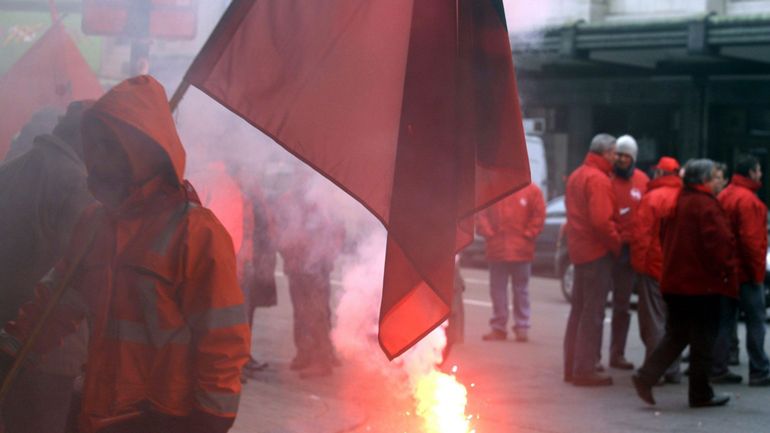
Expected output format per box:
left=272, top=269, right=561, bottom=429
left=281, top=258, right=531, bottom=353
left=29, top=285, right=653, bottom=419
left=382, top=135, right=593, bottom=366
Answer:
left=232, top=265, right=770, bottom=433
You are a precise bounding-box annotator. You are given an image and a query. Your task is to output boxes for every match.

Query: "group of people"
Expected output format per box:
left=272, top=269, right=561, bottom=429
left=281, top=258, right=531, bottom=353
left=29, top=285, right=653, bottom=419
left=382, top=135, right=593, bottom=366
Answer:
left=0, top=75, right=343, bottom=433
left=562, top=133, right=769, bottom=408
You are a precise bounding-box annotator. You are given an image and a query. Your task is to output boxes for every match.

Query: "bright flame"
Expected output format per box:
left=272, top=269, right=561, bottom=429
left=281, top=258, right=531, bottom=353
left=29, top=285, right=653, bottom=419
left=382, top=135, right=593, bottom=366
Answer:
left=414, top=370, right=472, bottom=433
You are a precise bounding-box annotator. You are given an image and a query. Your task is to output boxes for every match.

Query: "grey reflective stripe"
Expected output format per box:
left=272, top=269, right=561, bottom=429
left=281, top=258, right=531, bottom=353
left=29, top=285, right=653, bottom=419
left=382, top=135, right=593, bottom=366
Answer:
left=135, top=276, right=192, bottom=347
left=151, top=202, right=198, bottom=254
left=189, top=305, right=247, bottom=332
left=195, top=390, right=241, bottom=414
left=105, top=318, right=191, bottom=346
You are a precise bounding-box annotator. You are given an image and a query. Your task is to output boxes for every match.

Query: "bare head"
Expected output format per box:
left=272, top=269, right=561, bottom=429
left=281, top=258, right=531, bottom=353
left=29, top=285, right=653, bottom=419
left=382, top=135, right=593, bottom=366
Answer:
left=589, top=133, right=617, bottom=165
left=683, top=159, right=719, bottom=192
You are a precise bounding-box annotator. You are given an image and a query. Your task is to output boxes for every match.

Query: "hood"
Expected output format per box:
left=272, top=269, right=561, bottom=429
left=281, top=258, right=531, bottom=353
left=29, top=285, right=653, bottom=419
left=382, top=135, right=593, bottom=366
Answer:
left=730, top=174, right=761, bottom=192
left=82, top=75, right=185, bottom=185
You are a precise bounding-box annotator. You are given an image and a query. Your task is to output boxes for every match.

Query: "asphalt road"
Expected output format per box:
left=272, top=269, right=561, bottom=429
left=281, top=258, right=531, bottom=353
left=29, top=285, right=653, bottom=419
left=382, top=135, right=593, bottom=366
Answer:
left=233, top=265, right=770, bottom=433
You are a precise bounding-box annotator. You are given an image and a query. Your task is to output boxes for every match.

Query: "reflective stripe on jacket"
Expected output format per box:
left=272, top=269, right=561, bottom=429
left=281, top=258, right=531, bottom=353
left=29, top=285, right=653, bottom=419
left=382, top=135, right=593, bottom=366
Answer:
left=476, top=183, right=546, bottom=262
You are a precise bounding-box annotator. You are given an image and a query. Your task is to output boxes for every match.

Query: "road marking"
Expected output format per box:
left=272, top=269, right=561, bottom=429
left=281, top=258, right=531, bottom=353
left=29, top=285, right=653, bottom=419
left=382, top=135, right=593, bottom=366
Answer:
left=463, top=299, right=493, bottom=308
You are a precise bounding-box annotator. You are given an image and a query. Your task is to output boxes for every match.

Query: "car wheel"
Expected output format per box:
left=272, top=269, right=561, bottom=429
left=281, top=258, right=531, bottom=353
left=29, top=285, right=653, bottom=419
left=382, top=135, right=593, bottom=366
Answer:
left=561, top=262, right=574, bottom=303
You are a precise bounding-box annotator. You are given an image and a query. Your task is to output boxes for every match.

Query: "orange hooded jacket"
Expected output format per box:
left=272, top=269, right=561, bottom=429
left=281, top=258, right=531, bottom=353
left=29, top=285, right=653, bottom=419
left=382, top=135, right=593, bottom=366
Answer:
left=0, top=76, right=250, bottom=432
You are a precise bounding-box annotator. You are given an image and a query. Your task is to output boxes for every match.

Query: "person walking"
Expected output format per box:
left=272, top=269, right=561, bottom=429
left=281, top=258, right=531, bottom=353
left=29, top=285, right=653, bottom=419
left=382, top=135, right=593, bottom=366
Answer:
left=630, top=156, right=683, bottom=384
left=710, top=155, right=770, bottom=386
left=608, top=135, right=649, bottom=370
left=632, top=159, right=736, bottom=408
left=563, top=133, right=621, bottom=387
left=0, top=76, right=251, bottom=433
left=477, top=182, right=546, bottom=342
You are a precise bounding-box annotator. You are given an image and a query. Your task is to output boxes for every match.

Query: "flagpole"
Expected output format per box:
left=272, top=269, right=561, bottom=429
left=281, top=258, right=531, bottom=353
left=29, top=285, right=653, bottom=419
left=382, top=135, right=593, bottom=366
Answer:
left=169, top=79, right=190, bottom=112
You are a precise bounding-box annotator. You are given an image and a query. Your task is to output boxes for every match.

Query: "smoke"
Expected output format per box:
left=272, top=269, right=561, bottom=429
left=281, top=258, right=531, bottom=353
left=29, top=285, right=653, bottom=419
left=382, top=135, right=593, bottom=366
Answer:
left=502, top=0, right=561, bottom=33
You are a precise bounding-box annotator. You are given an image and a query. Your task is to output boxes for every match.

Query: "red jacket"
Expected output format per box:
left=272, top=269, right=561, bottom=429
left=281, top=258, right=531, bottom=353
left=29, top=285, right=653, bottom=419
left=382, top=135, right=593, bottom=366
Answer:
left=612, top=168, right=649, bottom=243
left=718, top=175, right=768, bottom=284
left=1, top=77, right=250, bottom=432
left=566, top=153, right=621, bottom=265
left=660, top=185, right=737, bottom=298
left=630, top=175, right=682, bottom=281
left=476, top=183, right=546, bottom=262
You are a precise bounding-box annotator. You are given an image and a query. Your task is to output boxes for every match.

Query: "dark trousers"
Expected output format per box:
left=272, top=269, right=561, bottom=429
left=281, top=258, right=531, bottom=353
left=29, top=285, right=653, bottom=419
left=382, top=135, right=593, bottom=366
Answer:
left=1, top=368, right=74, bottom=433
left=287, top=271, right=334, bottom=365
left=636, top=274, right=680, bottom=377
left=564, top=255, right=613, bottom=378
left=637, top=295, right=720, bottom=404
left=610, top=245, right=635, bottom=360
left=712, top=282, right=770, bottom=379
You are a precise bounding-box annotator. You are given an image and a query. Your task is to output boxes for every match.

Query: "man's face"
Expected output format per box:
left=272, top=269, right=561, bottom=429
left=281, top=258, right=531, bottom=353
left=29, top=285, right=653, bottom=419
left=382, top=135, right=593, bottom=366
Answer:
left=750, top=164, right=763, bottom=183
left=712, top=170, right=727, bottom=194
left=615, top=153, right=633, bottom=171
left=602, top=144, right=618, bottom=165
left=83, top=119, right=132, bottom=208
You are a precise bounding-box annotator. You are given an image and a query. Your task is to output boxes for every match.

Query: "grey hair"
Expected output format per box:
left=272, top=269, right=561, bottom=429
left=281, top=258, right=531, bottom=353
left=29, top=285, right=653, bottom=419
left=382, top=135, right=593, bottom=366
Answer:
left=589, top=133, right=617, bottom=154
left=683, top=159, right=715, bottom=185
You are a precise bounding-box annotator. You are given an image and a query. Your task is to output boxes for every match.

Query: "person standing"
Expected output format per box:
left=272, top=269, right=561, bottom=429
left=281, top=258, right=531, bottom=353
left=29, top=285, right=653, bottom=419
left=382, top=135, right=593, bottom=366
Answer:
left=630, top=156, right=683, bottom=384
left=477, top=182, right=546, bottom=342
left=608, top=135, right=649, bottom=370
left=274, top=173, right=345, bottom=379
left=632, top=159, right=736, bottom=408
left=563, top=133, right=621, bottom=386
left=710, top=155, right=770, bottom=386
left=0, top=76, right=250, bottom=433
left=0, top=101, right=95, bottom=433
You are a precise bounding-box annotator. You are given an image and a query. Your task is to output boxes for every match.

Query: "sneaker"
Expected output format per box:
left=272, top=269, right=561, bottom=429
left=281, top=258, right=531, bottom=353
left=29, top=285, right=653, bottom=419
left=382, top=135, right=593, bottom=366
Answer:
left=749, top=375, right=770, bottom=387
left=631, top=374, right=656, bottom=405
left=514, top=329, right=528, bottom=342
left=710, top=371, right=743, bottom=384
left=572, top=373, right=613, bottom=387
left=482, top=330, right=507, bottom=341
left=610, top=356, right=634, bottom=370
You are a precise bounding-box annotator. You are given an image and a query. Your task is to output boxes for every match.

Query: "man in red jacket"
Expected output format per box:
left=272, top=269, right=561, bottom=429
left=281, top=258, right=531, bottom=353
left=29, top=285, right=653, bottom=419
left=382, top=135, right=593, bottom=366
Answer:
left=630, top=156, right=683, bottom=384
left=563, top=133, right=621, bottom=387
left=632, top=159, right=736, bottom=408
left=710, top=155, right=770, bottom=386
left=608, top=135, right=649, bottom=370
left=477, top=183, right=546, bottom=342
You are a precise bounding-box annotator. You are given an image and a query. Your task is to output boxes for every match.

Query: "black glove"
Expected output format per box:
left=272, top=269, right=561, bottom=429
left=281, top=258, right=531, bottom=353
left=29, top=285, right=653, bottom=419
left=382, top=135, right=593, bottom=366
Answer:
left=186, top=410, right=235, bottom=433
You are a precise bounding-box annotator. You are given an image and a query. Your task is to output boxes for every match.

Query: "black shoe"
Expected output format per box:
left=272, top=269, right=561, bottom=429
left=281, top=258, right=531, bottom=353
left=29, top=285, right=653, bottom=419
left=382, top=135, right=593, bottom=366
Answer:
left=631, top=374, right=656, bottom=405
left=749, top=376, right=770, bottom=387
left=710, top=371, right=743, bottom=384
left=482, top=330, right=507, bottom=341
left=610, top=356, right=635, bottom=370
left=572, top=373, right=613, bottom=387
left=689, top=395, right=730, bottom=408
left=663, top=373, right=683, bottom=385
left=728, top=351, right=740, bottom=366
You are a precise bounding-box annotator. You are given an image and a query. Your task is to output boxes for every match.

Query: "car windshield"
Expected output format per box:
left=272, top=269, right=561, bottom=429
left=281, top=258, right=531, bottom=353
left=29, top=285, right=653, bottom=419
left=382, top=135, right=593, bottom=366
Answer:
left=546, top=196, right=565, bottom=217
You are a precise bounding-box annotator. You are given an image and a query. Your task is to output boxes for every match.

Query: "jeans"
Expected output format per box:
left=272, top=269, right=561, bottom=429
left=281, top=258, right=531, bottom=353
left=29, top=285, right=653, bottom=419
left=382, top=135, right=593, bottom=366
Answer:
left=637, top=295, right=720, bottom=404
left=287, top=271, right=334, bottom=366
left=610, top=245, right=635, bottom=360
left=636, top=274, right=681, bottom=377
left=488, top=261, right=531, bottom=332
left=712, top=282, right=770, bottom=379
left=564, top=255, right=613, bottom=378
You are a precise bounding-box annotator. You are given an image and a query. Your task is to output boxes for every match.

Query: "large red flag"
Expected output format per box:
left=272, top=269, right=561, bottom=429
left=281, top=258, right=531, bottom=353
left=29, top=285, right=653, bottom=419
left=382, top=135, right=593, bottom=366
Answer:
left=184, top=0, right=530, bottom=359
left=0, top=23, right=103, bottom=158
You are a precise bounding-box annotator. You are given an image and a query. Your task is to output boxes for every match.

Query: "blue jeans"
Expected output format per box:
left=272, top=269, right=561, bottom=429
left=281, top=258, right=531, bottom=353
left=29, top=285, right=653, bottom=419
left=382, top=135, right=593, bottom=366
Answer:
left=488, top=261, right=531, bottom=332
left=564, top=255, right=613, bottom=378
left=713, top=282, right=769, bottom=379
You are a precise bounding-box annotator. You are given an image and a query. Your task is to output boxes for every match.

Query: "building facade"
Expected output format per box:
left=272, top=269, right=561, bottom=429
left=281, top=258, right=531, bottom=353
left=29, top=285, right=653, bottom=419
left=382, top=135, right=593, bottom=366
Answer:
left=512, top=0, right=770, bottom=201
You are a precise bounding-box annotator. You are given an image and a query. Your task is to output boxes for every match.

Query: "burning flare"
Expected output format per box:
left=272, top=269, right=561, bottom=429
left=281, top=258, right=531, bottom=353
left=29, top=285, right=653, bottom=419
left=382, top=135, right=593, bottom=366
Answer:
left=413, top=369, right=474, bottom=433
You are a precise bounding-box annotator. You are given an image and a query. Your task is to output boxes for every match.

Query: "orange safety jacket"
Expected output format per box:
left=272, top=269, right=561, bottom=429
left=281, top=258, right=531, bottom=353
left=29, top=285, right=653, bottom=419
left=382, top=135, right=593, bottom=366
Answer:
left=0, top=76, right=250, bottom=433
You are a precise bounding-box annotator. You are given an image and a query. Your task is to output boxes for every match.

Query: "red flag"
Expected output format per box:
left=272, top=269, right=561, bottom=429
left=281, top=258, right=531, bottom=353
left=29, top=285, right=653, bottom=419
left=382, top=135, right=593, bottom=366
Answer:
left=184, top=0, right=530, bottom=359
left=0, top=23, right=103, bottom=158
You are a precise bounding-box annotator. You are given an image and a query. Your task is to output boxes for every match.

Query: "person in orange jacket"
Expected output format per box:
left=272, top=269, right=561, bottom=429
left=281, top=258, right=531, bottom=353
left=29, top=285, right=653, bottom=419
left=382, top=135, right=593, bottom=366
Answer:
left=630, top=156, right=683, bottom=384
left=607, top=135, right=649, bottom=371
left=0, top=76, right=250, bottom=433
left=476, top=183, right=545, bottom=342
left=563, top=133, right=621, bottom=387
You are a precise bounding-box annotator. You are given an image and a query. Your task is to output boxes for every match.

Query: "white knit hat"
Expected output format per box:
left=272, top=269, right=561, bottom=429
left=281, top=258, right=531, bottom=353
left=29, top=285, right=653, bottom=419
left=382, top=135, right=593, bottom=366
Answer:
left=616, top=135, right=638, bottom=161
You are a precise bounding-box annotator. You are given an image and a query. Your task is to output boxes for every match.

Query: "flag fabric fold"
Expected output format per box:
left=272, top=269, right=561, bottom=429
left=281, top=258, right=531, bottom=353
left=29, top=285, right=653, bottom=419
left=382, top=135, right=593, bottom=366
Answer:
left=0, top=23, right=103, bottom=159
left=184, top=0, right=530, bottom=359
